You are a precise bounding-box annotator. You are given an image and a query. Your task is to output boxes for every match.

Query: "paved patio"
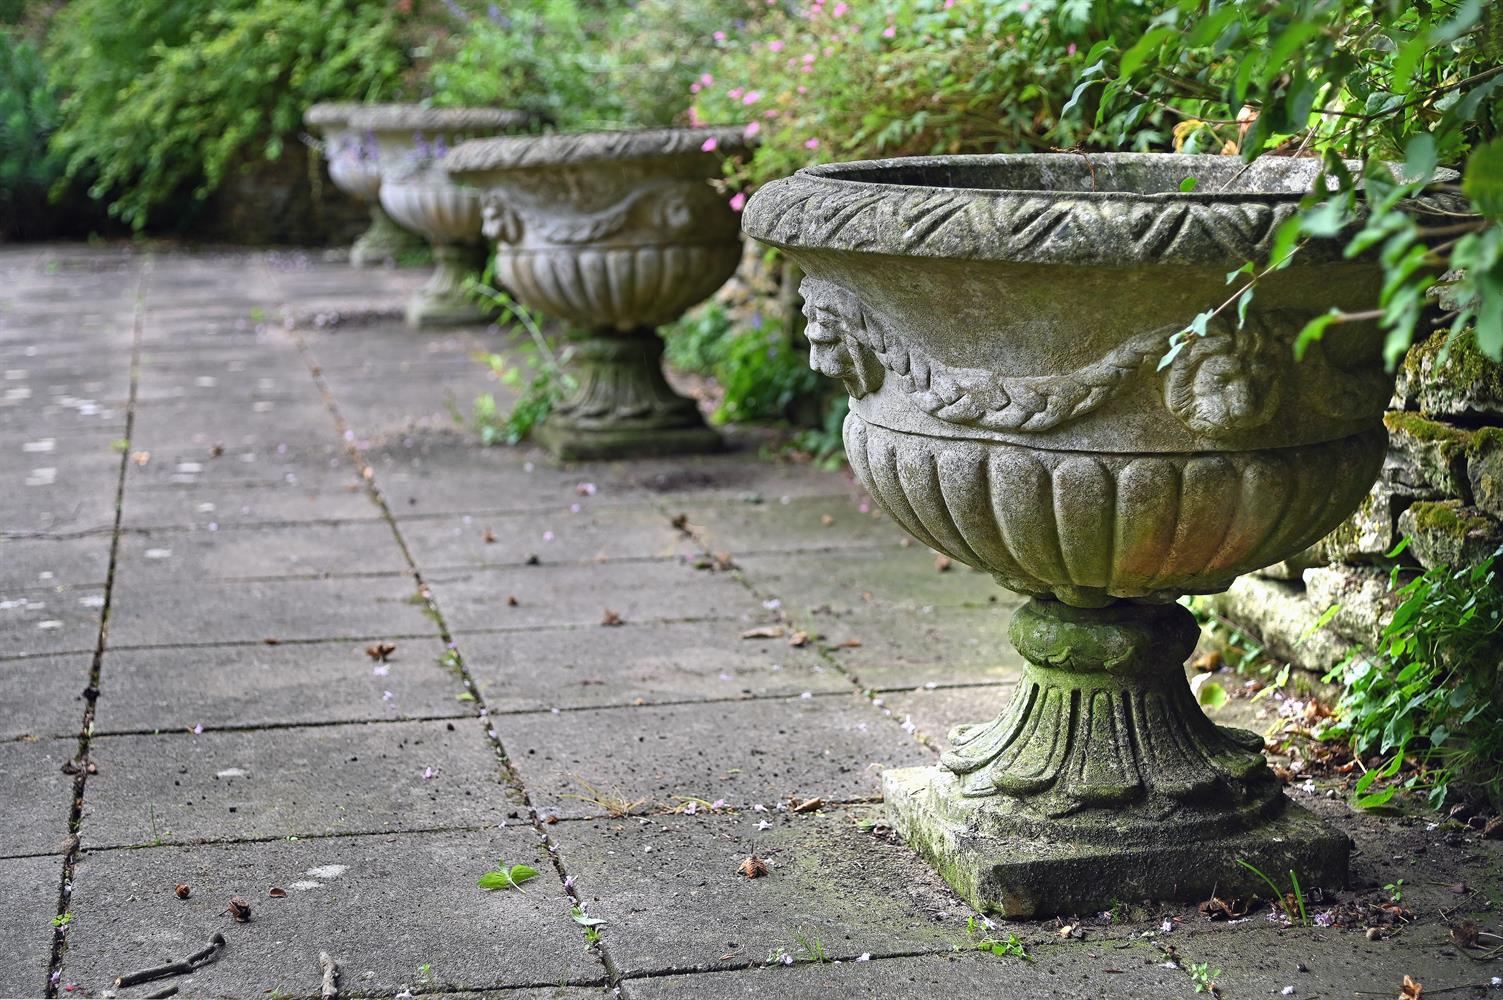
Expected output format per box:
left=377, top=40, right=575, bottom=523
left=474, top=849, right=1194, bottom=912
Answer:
left=2, top=246, right=1500, bottom=999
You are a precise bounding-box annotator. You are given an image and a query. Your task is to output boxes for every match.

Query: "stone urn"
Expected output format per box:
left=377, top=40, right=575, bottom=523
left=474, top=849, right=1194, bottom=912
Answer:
left=444, top=126, right=753, bottom=459
left=743, top=153, right=1398, bottom=917
left=302, top=103, right=424, bottom=268
left=347, top=105, right=532, bottom=328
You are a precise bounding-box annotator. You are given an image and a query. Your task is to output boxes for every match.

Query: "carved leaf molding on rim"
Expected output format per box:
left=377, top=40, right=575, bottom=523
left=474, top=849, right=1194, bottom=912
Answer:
left=800, top=277, right=1386, bottom=436
left=481, top=183, right=726, bottom=247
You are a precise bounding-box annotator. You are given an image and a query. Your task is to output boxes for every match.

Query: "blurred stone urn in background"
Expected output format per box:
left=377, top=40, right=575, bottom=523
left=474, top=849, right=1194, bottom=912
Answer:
left=302, top=103, right=423, bottom=268
left=348, top=105, right=532, bottom=328
left=445, top=126, right=753, bottom=459
left=744, top=152, right=1401, bottom=917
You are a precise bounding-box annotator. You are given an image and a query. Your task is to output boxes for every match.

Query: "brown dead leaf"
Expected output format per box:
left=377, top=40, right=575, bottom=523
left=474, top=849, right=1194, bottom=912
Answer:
left=209, top=443, right=225, bottom=458
left=1451, top=921, right=1480, bottom=948
left=1197, top=896, right=1252, bottom=921
left=481, top=527, right=497, bottom=544
left=711, top=551, right=734, bottom=571
left=174, top=884, right=191, bottom=899
left=268, top=887, right=287, bottom=898
left=601, top=609, right=623, bottom=626
left=365, top=642, right=397, bottom=663
left=670, top=513, right=689, bottom=531
left=835, top=638, right=862, bottom=649
left=262, top=637, right=282, bottom=646
left=934, top=554, right=951, bottom=572
left=819, top=514, right=834, bottom=527
left=506, top=595, right=519, bottom=607
left=131, top=450, right=151, bottom=467
left=737, top=855, right=769, bottom=879
left=788, top=630, right=810, bottom=647
left=1191, top=650, right=1223, bottom=672
left=791, top=797, right=823, bottom=814
left=1400, top=974, right=1423, bottom=1000
left=225, top=896, right=252, bottom=922
left=741, top=625, right=786, bottom=640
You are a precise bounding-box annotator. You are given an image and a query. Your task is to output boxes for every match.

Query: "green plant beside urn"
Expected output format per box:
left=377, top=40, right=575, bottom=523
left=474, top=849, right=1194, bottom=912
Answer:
left=302, top=103, right=423, bottom=268
left=348, top=105, right=532, bottom=328
left=444, top=126, right=754, bottom=460
left=743, top=152, right=1400, bottom=917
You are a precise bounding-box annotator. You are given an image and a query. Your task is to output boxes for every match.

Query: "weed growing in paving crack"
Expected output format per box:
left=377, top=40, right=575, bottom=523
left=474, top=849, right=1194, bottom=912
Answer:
left=570, top=905, right=606, bottom=949
left=1237, top=859, right=1310, bottom=927
left=961, top=916, right=1031, bottom=961
left=1189, top=962, right=1222, bottom=994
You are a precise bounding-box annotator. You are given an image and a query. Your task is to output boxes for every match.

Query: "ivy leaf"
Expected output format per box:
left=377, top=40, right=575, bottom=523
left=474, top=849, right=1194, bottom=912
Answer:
left=478, top=863, right=541, bottom=891
left=1463, top=137, right=1503, bottom=221
left=1294, top=308, right=1343, bottom=361
left=1179, top=176, right=1198, bottom=193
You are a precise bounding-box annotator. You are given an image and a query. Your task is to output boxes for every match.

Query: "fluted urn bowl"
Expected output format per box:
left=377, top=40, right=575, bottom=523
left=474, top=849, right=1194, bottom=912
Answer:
left=304, top=103, right=420, bottom=267
left=444, top=126, right=754, bottom=460
left=743, top=152, right=1398, bottom=916
left=348, top=105, right=533, bottom=328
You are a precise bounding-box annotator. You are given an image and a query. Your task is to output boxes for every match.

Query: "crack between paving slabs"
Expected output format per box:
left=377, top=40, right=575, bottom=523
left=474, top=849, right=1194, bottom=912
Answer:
left=273, top=272, right=628, bottom=998
left=45, top=256, right=151, bottom=1000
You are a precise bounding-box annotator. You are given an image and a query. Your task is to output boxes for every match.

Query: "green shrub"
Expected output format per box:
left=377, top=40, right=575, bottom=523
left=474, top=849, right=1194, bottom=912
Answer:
left=46, top=0, right=412, bottom=230
left=0, top=31, right=62, bottom=237
left=1323, top=544, right=1503, bottom=811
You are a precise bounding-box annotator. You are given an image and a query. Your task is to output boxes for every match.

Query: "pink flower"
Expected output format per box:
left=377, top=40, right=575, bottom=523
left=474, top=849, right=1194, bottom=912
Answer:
left=1067, top=42, right=1077, bottom=55
left=690, top=82, right=701, bottom=93
left=742, top=90, right=761, bottom=105
left=729, top=192, right=747, bottom=212
left=797, top=85, right=808, bottom=94
left=744, top=121, right=761, bottom=137
left=701, top=136, right=719, bottom=152
left=802, top=52, right=816, bottom=63
left=804, top=137, right=820, bottom=149
left=729, top=87, right=744, bottom=99
left=882, top=25, right=895, bottom=38
left=832, top=2, right=847, bottom=15
left=714, top=30, right=726, bottom=41
left=769, top=39, right=784, bottom=51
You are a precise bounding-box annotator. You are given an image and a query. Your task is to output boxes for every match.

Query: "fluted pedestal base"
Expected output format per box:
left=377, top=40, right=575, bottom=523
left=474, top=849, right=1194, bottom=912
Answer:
left=535, top=329, right=721, bottom=461
left=350, top=206, right=424, bottom=268
left=884, top=598, right=1349, bottom=917
left=405, top=244, right=490, bottom=329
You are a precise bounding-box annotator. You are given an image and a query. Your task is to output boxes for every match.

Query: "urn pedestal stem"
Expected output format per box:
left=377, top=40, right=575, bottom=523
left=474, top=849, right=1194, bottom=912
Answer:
left=404, top=243, right=490, bottom=329
left=535, top=328, right=721, bottom=461
left=884, top=598, right=1349, bottom=917
left=351, top=205, right=423, bottom=269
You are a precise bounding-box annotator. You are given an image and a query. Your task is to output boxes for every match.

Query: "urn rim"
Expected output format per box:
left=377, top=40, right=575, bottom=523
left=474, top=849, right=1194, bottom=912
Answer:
left=443, top=125, right=755, bottom=175
left=303, top=102, right=365, bottom=129
left=346, top=104, right=534, bottom=135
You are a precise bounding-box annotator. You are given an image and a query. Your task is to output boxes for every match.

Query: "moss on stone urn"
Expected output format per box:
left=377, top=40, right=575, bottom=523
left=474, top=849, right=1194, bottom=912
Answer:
left=444, top=126, right=754, bottom=460
left=743, top=152, right=1399, bottom=917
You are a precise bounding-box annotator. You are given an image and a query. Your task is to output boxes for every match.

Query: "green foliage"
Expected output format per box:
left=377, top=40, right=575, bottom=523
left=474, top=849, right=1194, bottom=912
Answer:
left=1322, top=544, right=1503, bottom=811
left=663, top=302, right=823, bottom=426
left=0, top=31, right=62, bottom=237
left=46, top=0, right=411, bottom=229
left=693, top=0, right=1158, bottom=189
left=467, top=278, right=573, bottom=446
left=477, top=861, right=540, bottom=891
left=428, top=0, right=745, bottom=128
left=1235, top=859, right=1310, bottom=926
left=1063, top=0, right=1503, bottom=364
left=962, top=916, right=1032, bottom=960
left=1188, top=962, right=1221, bottom=994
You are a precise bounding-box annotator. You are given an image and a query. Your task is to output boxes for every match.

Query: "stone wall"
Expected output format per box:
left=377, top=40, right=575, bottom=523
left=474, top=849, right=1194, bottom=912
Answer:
left=1203, top=331, right=1503, bottom=670
left=182, top=142, right=369, bottom=246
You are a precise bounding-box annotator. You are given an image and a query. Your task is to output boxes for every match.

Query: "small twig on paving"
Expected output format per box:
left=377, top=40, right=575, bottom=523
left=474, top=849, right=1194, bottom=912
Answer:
left=115, top=932, right=227, bottom=988
left=319, top=950, right=339, bottom=999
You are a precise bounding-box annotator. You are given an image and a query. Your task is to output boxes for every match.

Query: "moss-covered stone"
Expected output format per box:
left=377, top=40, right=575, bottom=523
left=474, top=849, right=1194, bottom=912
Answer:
left=1466, top=427, right=1503, bottom=519
left=1313, top=480, right=1405, bottom=564
left=1396, top=332, right=1503, bottom=418
left=1398, top=499, right=1503, bottom=569
left=1382, top=411, right=1476, bottom=497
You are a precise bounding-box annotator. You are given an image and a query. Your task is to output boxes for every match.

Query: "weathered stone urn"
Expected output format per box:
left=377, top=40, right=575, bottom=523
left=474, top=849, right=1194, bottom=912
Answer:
left=347, top=105, right=532, bottom=328
left=302, top=103, right=423, bottom=268
left=743, top=153, right=1398, bottom=917
left=444, top=127, right=753, bottom=459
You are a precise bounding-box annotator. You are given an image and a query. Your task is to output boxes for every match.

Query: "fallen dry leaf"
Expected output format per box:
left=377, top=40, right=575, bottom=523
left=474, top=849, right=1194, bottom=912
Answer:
left=225, top=896, right=252, bottom=923
left=835, top=638, right=862, bottom=649
left=1191, top=650, right=1223, bottom=672
left=209, top=443, right=224, bottom=458
left=365, top=642, right=396, bottom=663
left=788, top=630, right=810, bottom=648
left=1197, top=895, right=1252, bottom=921
left=1482, top=816, right=1503, bottom=840
left=1400, top=974, right=1423, bottom=1000
left=174, top=884, right=191, bottom=899
left=268, top=887, right=287, bottom=898
left=601, top=609, right=623, bottom=626
left=934, top=554, right=951, bottom=572
left=481, top=528, right=497, bottom=544
left=506, top=595, right=519, bottom=607
left=819, top=514, right=834, bottom=527
left=737, top=855, right=769, bottom=879
left=670, top=513, right=689, bottom=531
left=131, top=450, right=151, bottom=466
left=791, top=797, right=823, bottom=814
left=741, top=625, right=785, bottom=640
left=262, top=637, right=281, bottom=646
left=1451, top=921, right=1480, bottom=948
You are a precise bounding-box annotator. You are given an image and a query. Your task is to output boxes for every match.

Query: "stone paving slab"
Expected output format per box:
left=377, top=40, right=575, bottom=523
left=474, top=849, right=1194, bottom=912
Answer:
left=0, top=533, right=113, bottom=590
left=123, top=438, right=351, bottom=489
left=429, top=560, right=771, bottom=633
left=105, top=574, right=435, bottom=648
left=674, top=494, right=905, bottom=556
left=0, top=585, right=104, bottom=658
left=0, top=653, right=89, bottom=740
left=62, top=829, right=603, bottom=997
left=93, top=638, right=467, bottom=734
left=122, top=476, right=379, bottom=530
left=625, top=942, right=1190, bottom=999
left=734, top=548, right=1003, bottom=620
left=806, top=602, right=1024, bottom=691
left=0, top=737, right=77, bottom=857
left=0, top=854, right=63, bottom=999
left=459, top=620, right=847, bottom=713
left=114, top=521, right=407, bottom=584
left=875, top=685, right=1016, bottom=752
left=557, top=807, right=971, bottom=976
left=500, top=695, right=927, bottom=819
left=81, top=718, right=503, bottom=848
left=129, top=397, right=338, bottom=452
left=399, top=506, right=698, bottom=569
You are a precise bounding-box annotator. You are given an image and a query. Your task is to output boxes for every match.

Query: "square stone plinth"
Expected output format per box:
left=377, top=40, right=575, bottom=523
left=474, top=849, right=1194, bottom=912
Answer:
left=884, top=766, right=1350, bottom=919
